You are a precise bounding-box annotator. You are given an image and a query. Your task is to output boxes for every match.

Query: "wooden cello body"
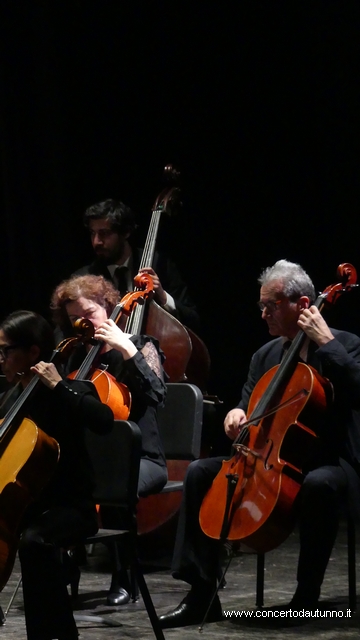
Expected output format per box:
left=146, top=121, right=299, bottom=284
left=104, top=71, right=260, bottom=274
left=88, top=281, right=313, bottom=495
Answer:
left=199, top=263, right=358, bottom=554
left=0, top=346, right=63, bottom=592
left=200, top=362, right=332, bottom=552
left=0, top=417, right=59, bottom=591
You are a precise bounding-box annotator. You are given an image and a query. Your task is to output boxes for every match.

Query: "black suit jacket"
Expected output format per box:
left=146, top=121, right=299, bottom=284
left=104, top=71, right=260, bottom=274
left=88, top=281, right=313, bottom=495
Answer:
left=73, top=248, right=200, bottom=331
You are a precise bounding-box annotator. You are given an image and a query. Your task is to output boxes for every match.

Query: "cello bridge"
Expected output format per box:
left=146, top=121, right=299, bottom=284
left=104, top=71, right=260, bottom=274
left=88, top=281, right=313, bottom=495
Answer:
left=233, top=443, right=260, bottom=458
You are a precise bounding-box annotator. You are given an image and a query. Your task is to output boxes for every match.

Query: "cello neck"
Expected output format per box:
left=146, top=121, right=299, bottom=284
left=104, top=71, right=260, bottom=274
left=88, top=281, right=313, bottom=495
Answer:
left=75, top=301, right=125, bottom=380
left=0, top=349, right=60, bottom=440
left=248, top=291, right=326, bottom=423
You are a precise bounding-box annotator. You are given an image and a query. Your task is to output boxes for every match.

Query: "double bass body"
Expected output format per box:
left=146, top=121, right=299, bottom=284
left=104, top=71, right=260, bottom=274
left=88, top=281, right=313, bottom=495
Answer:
left=199, top=362, right=333, bottom=553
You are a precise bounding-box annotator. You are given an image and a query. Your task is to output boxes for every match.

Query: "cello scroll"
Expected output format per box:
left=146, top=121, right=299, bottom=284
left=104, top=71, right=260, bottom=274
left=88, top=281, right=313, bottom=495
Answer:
left=318, top=263, right=358, bottom=309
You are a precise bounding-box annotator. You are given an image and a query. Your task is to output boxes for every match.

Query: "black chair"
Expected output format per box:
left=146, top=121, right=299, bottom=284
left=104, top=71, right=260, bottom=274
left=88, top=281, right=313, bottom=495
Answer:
left=157, top=382, right=203, bottom=492
left=85, top=382, right=203, bottom=602
left=136, top=383, right=203, bottom=542
left=74, top=419, right=166, bottom=640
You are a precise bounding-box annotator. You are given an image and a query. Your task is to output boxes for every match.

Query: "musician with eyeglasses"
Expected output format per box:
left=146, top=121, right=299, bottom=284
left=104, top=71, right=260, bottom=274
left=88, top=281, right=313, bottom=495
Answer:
left=158, top=259, right=360, bottom=628
left=0, top=309, right=114, bottom=640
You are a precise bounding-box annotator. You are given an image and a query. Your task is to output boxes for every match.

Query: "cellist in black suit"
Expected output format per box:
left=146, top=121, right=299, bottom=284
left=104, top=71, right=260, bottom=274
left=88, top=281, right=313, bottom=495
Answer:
left=159, top=259, right=360, bottom=628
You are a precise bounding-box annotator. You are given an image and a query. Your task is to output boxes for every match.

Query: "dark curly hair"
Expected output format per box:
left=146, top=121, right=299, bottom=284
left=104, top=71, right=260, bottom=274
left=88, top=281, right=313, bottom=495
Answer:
left=83, top=199, right=137, bottom=236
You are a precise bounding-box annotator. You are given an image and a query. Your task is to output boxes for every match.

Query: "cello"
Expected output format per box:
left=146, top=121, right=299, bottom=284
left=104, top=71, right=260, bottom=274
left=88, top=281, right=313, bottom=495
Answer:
left=0, top=353, right=62, bottom=592
left=199, top=263, right=358, bottom=553
left=67, top=273, right=155, bottom=419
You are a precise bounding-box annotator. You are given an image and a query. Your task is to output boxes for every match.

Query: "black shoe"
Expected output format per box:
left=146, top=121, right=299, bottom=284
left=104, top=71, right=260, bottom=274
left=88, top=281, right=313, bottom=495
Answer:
left=159, top=594, right=223, bottom=628
left=288, top=584, right=320, bottom=610
left=107, top=587, right=130, bottom=606
left=288, top=595, right=319, bottom=611
left=107, top=568, right=132, bottom=606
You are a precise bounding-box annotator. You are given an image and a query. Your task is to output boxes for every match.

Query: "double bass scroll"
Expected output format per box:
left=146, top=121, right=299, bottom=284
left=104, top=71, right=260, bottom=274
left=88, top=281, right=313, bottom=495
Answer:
left=123, top=165, right=193, bottom=384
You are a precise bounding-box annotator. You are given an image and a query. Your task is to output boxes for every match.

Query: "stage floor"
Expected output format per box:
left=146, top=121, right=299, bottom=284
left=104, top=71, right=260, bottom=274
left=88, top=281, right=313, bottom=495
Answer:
left=1, top=519, right=359, bottom=639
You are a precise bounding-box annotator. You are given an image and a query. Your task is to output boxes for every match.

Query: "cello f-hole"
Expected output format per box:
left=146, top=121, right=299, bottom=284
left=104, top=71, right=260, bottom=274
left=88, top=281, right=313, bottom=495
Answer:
left=264, top=439, right=274, bottom=470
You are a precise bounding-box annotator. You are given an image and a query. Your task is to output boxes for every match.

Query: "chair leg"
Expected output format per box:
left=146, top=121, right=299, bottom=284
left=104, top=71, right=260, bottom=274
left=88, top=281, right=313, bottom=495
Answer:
left=347, top=516, right=357, bottom=612
left=129, top=565, right=139, bottom=602
left=131, top=555, right=165, bottom=640
left=256, top=553, right=265, bottom=609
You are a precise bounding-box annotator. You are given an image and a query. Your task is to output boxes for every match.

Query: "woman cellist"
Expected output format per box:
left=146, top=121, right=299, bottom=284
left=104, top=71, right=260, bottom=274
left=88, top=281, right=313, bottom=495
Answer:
left=158, top=259, right=360, bottom=628
left=51, top=273, right=168, bottom=604
left=0, top=309, right=114, bottom=640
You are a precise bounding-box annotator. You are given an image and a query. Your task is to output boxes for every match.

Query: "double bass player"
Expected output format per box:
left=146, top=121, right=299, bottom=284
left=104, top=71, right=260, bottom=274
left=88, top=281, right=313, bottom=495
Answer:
left=73, top=198, right=200, bottom=331
left=159, top=259, right=360, bottom=628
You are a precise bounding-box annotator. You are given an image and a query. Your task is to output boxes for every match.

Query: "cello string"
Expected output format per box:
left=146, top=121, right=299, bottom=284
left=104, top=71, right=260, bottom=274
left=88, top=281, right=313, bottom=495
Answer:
left=0, top=349, right=59, bottom=436
left=76, top=300, right=125, bottom=379
left=232, top=388, right=310, bottom=447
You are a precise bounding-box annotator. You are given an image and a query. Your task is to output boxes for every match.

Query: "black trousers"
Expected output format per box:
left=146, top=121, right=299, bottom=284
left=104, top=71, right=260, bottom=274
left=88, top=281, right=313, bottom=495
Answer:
left=101, top=458, right=168, bottom=580
left=101, top=457, right=167, bottom=530
left=171, top=457, right=348, bottom=595
left=18, top=505, right=98, bottom=640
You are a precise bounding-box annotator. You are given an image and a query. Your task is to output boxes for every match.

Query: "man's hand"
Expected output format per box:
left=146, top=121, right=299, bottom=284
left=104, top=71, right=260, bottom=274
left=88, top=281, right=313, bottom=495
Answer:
left=297, top=306, right=335, bottom=347
left=138, top=267, right=167, bottom=306
left=224, top=408, right=247, bottom=440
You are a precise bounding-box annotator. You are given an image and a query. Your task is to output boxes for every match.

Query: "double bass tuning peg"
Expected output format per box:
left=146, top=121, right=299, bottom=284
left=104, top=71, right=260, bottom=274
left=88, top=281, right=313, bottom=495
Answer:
left=153, top=164, right=182, bottom=216
left=163, top=164, right=180, bottom=184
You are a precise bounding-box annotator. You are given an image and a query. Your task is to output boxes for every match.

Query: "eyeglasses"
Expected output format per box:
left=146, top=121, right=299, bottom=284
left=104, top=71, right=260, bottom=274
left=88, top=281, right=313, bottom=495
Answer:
left=257, top=299, right=284, bottom=313
left=0, top=344, right=20, bottom=360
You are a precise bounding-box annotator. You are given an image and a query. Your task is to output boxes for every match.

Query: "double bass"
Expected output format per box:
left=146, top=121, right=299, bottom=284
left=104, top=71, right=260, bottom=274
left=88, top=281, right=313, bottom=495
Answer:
left=123, top=164, right=211, bottom=392
left=122, top=166, right=192, bottom=383
left=199, top=264, right=358, bottom=553
left=132, top=167, right=212, bottom=542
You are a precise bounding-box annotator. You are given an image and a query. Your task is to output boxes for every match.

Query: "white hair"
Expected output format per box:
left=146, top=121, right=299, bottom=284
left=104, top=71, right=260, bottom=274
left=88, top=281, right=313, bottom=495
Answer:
left=258, top=259, right=316, bottom=302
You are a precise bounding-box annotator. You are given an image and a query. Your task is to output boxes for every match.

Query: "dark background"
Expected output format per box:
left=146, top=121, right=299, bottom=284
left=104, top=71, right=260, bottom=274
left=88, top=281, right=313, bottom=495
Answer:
left=1, top=1, right=360, bottom=412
